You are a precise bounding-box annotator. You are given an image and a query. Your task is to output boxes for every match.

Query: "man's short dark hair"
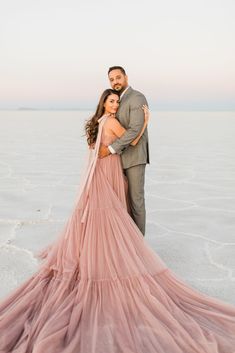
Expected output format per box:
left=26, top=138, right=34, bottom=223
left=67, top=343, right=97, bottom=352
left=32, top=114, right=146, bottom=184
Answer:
left=108, top=66, right=126, bottom=75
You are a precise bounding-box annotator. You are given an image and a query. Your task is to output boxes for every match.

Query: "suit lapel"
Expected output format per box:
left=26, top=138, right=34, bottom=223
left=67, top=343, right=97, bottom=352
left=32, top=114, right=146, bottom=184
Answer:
left=116, top=87, right=133, bottom=122
left=120, top=86, right=133, bottom=105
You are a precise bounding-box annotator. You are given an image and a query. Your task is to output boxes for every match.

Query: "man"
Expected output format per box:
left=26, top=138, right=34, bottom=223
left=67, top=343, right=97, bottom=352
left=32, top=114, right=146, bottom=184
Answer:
left=99, top=66, right=150, bottom=235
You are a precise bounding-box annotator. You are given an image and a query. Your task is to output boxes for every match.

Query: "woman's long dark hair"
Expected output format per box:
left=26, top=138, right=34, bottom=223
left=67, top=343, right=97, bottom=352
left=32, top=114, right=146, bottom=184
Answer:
left=85, top=89, right=119, bottom=146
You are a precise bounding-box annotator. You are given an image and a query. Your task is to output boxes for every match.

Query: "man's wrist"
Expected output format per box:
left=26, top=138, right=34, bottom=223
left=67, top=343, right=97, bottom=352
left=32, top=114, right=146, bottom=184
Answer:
left=108, top=145, right=116, bottom=154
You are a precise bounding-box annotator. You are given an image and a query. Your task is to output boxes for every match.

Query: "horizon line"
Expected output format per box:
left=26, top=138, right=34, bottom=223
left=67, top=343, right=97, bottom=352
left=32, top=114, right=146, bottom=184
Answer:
left=0, top=108, right=235, bottom=112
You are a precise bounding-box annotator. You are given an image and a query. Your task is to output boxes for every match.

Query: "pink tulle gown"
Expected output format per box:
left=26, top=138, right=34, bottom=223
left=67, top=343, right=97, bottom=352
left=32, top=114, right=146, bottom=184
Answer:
left=0, top=115, right=235, bottom=353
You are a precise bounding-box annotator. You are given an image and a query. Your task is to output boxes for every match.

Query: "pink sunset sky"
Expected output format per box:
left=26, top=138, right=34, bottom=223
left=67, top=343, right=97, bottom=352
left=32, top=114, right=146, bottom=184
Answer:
left=0, top=0, right=234, bottom=110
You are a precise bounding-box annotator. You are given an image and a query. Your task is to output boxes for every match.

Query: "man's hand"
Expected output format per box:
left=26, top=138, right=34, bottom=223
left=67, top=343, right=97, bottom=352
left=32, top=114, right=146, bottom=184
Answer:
left=98, top=144, right=111, bottom=159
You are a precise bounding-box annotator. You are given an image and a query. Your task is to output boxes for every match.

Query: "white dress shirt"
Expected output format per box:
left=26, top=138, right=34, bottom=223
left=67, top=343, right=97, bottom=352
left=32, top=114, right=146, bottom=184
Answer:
left=108, top=86, right=130, bottom=154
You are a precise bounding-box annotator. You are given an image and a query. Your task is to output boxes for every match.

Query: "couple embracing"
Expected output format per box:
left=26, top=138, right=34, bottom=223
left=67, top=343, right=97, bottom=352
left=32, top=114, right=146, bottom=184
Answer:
left=95, top=65, right=150, bottom=236
left=1, top=66, right=235, bottom=353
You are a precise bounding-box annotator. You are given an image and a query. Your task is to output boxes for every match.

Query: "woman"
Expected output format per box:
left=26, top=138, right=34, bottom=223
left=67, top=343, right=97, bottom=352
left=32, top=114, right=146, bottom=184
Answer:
left=0, top=89, right=235, bottom=353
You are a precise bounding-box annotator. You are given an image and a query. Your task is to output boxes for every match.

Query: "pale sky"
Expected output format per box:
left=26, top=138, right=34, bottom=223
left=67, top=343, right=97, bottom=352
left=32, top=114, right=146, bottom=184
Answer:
left=0, top=0, right=234, bottom=110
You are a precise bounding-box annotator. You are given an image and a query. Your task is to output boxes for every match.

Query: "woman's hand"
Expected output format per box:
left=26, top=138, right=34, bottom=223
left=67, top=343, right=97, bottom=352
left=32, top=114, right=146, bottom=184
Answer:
left=131, top=105, right=150, bottom=146
left=142, top=104, right=150, bottom=123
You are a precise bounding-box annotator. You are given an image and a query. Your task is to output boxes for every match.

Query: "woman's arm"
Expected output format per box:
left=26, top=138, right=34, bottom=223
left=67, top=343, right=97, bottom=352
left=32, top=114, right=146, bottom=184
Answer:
left=131, top=105, right=149, bottom=145
left=109, top=105, right=150, bottom=146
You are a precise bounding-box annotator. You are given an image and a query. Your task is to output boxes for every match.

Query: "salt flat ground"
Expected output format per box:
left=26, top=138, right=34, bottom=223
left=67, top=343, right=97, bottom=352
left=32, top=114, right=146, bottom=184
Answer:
left=0, top=110, right=234, bottom=305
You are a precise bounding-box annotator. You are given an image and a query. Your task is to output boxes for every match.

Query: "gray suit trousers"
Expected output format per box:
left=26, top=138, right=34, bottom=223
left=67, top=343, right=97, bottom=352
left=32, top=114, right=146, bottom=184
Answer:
left=124, top=164, right=146, bottom=236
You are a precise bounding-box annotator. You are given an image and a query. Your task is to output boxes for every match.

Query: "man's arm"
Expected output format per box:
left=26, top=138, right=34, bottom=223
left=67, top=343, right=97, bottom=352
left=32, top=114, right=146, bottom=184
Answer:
left=110, top=93, right=148, bottom=154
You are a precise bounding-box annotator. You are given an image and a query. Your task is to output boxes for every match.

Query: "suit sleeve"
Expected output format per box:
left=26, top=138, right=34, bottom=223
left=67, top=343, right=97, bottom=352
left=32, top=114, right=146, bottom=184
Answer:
left=110, top=93, right=148, bottom=155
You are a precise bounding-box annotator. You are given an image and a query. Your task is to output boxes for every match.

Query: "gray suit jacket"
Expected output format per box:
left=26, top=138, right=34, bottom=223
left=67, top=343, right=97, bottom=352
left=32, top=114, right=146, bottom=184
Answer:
left=110, top=86, right=150, bottom=169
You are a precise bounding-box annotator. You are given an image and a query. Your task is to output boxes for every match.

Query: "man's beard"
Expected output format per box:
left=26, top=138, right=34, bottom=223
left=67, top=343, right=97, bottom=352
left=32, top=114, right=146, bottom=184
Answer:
left=114, top=85, right=125, bottom=94
left=114, top=84, right=122, bottom=91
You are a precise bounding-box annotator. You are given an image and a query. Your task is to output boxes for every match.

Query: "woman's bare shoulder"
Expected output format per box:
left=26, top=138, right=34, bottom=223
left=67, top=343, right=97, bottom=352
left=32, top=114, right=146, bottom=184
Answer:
left=105, top=117, right=126, bottom=137
left=106, top=117, right=121, bottom=127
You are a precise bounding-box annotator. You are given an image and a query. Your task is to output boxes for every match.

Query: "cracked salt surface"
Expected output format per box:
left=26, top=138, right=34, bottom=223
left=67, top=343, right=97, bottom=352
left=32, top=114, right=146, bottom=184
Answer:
left=0, top=110, right=235, bottom=305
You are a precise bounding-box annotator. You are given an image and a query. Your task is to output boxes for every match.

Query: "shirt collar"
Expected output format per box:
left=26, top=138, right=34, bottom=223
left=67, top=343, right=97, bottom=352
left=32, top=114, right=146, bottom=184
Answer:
left=120, top=86, right=130, bottom=100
